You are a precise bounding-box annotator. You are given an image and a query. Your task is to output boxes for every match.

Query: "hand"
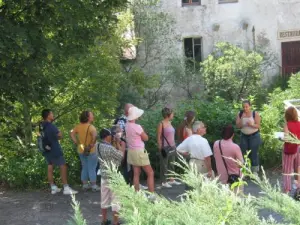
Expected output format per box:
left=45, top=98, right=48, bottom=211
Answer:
left=246, top=121, right=253, bottom=127
left=207, top=170, right=213, bottom=178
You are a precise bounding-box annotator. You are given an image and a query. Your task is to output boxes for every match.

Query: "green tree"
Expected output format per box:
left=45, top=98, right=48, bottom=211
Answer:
left=0, top=0, right=127, bottom=144
left=201, top=42, right=263, bottom=101
left=115, top=0, right=178, bottom=109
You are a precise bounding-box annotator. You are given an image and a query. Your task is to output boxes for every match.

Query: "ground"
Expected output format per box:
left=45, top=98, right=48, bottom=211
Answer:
left=0, top=173, right=287, bottom=225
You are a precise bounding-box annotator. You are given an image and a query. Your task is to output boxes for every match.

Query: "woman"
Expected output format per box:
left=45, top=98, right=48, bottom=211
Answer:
left=177, top=111, right=196, bottom=143
left=157, top=107, right=181, bottom=188
left=70, top=111, right=100, bottom=191
left=236, top=100, right=261, bottom=174
left=125, top=106, right=155, bottom=194
left=213, top=125, right=243, bottom=186
left=282, top=106, right=300, bottom=194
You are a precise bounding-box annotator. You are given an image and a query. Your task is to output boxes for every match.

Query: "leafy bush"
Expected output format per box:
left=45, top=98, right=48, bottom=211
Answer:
left=201, top=42, right=263, bottom=101
left=259, top=73, right=300, bottom=167
left=104, top=158, right=298, bottom=225
left=139, top=97, right=238, bottom=177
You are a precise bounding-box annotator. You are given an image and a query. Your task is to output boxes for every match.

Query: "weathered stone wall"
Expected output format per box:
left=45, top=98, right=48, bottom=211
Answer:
left=146, top=0, right=300, bottom=81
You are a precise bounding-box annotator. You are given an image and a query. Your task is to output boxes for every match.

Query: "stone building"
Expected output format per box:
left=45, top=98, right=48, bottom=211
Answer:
left=153, top=0, right=300, bottom=78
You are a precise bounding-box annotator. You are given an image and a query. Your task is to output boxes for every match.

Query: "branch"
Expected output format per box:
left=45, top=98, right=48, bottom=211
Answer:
left=237, top=72, right=248, bottom=101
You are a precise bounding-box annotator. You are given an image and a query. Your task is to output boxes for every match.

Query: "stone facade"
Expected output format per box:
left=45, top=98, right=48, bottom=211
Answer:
left=150, top=0, right=300, bottom=80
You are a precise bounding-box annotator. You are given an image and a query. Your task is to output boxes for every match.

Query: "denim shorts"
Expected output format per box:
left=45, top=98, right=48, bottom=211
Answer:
left=44, top=155, right=66, bottom=166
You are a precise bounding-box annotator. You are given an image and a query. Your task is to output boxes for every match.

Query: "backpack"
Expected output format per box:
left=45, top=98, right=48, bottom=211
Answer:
left=239, top=110, right=256, bottom=119
left=37, top=122, right=51, bottom=153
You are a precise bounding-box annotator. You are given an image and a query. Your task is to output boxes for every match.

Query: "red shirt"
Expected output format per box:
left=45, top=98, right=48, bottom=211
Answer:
left=284, top=121, right=300, bottom=154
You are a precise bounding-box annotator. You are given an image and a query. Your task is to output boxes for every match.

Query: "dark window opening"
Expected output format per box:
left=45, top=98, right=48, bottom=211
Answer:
left=184, top=37, right=202, bottom=71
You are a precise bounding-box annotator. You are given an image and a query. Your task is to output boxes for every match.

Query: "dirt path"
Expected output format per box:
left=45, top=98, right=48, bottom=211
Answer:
left=0, top=179, right=286, bottom=225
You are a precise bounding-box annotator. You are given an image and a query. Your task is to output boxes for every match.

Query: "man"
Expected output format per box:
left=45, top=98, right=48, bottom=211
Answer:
left=96, top=128, right=124, bottom=225
left=40, top=109, right=77, bottom=195
left=177, top=121, right=213, bottom=178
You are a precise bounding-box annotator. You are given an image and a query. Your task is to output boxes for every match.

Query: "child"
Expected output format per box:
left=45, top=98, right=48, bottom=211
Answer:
left=96, top=128, right=124, bottom=225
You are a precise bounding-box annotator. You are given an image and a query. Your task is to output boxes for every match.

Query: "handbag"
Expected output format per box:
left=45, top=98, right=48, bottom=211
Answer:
left=161, top=122, right=176, bottom=158
left=219, top=140, right=240, bottom=185
left=83, top=125, right=92, bottom=156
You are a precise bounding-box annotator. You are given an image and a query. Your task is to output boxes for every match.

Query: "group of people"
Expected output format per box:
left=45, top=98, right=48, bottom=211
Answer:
left=39, top=100, right=300, bottom=224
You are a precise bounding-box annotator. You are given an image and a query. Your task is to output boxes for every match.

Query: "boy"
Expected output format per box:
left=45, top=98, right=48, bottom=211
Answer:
left=96, top=128, right=124, bottom=225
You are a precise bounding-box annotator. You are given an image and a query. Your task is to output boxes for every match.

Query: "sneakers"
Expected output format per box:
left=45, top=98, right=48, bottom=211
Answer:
left=82, top=183, right=91, bottom=191
left=162, top=182, right=172, bottom=188
left=91, top=185, right=101, bottom=192
left=51, top=185, right=61, bottom=195
left=140, top=184, right=148, bottom=190
left=63, top=186, right=78, bottom=195
left=168, top=180, right=181, bottom=186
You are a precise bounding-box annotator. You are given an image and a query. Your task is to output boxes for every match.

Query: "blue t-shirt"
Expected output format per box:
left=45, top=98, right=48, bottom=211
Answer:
left=42, top=121, right=63, bottom=157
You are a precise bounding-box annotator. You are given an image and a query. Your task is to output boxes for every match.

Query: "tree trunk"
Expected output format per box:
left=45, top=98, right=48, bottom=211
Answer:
left=22, top=99, right=32, bottom=146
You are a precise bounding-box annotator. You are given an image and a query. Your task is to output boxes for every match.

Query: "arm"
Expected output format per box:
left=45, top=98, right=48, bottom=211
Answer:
left=202, top=139, right=213, bottom=177
left=90, top=127, right=97, bottom=147
left=236, top=113, right=242, bottom=129
left=204, top=156, right=213, bottom=177
left=157, top=123, right=163, bottom=151
left=57, top=131, right=62, bottom=140
left=249, top=112, right=261, bottom=129
left=70, top=128, right=78, bottom=145
left=141, top=132, right=148, bottom=142
left=235, top=147, right=244, bottom=168
left=177, top=139, right=189, bottom=155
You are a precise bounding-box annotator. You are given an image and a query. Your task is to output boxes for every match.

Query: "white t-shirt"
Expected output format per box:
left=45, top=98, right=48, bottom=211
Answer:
left=177, top=134, right=212, bottom=160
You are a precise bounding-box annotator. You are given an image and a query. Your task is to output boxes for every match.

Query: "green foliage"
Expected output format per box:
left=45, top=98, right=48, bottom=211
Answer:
left=67, top=195, right=87, bottom=225
left=201, top=42, right=263, bottom=101
left=104, top=158, right=288, bottom=225
left=116, top=0, right=177, bottom=109
left=166, top=57, right=203, bottom=99
left=259, top=73, right=300, bottom=167
left=139, top=97, right=237, bottom=176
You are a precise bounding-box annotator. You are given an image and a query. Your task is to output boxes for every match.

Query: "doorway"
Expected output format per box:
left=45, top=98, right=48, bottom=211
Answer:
left=281, top=41, right=300, bottom=76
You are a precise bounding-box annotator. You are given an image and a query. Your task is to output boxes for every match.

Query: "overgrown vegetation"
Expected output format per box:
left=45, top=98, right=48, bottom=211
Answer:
left=99, top=158, right=300, bottom=225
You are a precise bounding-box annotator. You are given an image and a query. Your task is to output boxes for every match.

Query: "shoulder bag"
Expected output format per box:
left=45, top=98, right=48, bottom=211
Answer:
left=219, top=140, right=240, bottom=185
left=83, top=125, right=92, bottom=156
left=161, top=122, right=176, bottom=158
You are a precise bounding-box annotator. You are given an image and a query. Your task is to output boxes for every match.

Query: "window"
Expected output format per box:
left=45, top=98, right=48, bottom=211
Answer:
left=182, top=0, right=201, bottom=6
left=219, top=0, right=238, bottom=3
left=184, top=37, right=202, bottom=71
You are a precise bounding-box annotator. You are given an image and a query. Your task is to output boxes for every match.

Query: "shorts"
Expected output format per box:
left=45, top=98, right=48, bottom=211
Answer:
left=101, top=179, right=120, bottom=212
left=127, top=149, right=150, bottom=167
left=44, top=155, right=66, bottom=166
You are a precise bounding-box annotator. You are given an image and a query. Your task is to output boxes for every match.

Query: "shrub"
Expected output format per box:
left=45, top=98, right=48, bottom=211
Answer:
left=139, top=97, right=238, bottom=177
left=259, top=73, right=300, bottom=167
left=104, top=159, right=298, bottom=225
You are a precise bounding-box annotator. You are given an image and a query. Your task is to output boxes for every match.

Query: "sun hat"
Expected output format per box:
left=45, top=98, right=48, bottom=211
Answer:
left=126, top=106, right=144, bottom=121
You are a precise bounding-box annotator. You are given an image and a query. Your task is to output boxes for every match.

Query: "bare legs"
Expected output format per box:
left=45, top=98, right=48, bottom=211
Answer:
left=47, top=164, right=68, bottom=185
left=133, top=165, right=154, bottom=192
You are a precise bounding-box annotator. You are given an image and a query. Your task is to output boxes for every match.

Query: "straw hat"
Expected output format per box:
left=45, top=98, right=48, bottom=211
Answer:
left=126, top=106, right=144, bottom=121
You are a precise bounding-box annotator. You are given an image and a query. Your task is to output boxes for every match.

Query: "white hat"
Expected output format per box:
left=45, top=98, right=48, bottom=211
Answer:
left=126, top=106, right=144, bottom=121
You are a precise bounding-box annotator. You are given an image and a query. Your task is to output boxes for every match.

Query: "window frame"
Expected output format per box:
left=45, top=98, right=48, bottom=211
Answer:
left=182, top=0, right=201, bottom=6
left=218, top=0, right=238, bottom=4
left=183, top=37, right=202, bottom=71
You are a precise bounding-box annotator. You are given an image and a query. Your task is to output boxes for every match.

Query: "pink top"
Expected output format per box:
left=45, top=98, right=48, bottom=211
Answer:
left=162, top=126, right=176, bottom=147
left=213, top=139, right=243, bottom=184
left=125, top=122, right=145, bottom=150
